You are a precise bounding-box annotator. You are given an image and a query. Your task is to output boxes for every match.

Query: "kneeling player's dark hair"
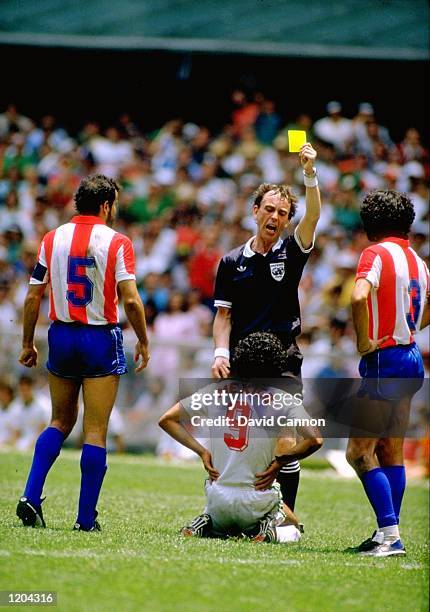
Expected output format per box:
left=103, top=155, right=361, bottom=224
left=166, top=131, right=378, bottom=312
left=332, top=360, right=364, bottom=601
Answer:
left=74, top=174, right=120, bottom=215
left=232, top=332, right=289, bottom=378
left=360, top=190, right=415, bottom=241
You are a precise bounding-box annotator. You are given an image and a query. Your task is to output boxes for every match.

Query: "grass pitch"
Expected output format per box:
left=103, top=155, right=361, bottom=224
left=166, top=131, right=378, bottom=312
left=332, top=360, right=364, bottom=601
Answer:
left=0, top=451, right=428, bottom=612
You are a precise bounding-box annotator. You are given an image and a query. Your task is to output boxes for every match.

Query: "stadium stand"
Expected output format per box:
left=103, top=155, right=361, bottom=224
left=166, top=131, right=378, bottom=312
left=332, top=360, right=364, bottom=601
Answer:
left=0, top=92, right=428, bottom=455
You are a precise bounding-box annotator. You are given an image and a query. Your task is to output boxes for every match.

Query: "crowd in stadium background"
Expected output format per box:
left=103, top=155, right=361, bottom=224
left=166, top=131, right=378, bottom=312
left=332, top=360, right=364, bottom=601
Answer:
left=0, top=91, right=428, bottom=460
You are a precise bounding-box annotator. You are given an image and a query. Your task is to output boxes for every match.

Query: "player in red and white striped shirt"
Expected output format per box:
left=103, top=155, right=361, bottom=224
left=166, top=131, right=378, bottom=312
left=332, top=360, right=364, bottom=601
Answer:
left=16, top=175, right=150, bottom=532
left=347, top=190, right=429, bottom=557
left=32, top=209, right=136, bottom=325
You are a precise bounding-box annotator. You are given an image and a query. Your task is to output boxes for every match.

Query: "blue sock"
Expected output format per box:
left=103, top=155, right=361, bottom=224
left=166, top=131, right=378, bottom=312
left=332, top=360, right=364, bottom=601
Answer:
left=382, top=465, right=406, bottom=524
left=23, top=427, right=65, bottom=506
left=361, top=467, right=397, bottom=528
left=76, top=444, right=107, bottom=529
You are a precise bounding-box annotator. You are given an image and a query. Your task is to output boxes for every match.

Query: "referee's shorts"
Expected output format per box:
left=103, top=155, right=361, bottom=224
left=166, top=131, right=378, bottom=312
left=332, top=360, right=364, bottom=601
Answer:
left=46, top=321, right=127, bottom=379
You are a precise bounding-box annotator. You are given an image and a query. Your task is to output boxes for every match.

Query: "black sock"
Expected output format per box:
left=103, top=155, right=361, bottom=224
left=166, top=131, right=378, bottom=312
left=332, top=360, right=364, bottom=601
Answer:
left=277, top=463, right=300, bottom=511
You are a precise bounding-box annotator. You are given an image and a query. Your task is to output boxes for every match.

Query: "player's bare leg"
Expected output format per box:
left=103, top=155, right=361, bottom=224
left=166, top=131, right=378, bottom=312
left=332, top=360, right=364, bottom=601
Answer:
left=48, top=373, right=81, bottom=436
left=17, top=374, right=81, bottom=528
left=74, top=375, right=120, bottom=531
left=346, top=437, right=379, bottom=476
left=281, top=502, right=300, bottom=529
left=82, top=375, right=119, bottom=447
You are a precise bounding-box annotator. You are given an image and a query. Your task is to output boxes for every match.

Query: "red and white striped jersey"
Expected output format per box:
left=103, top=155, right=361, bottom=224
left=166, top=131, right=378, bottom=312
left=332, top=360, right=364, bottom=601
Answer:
left=30, top=215, right=136, bottom=325
left=356, top=236, right=429, bottom=348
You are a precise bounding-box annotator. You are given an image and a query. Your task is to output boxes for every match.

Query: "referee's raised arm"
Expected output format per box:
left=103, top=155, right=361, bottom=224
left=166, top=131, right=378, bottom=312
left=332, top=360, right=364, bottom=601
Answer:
left=295, top=143, right=321, bottom=250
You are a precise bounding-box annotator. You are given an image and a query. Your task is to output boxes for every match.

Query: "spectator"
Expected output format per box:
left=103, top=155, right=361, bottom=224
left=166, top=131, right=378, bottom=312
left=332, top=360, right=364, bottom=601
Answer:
left=188, top=224, right=222, bottom=304
left=313, top=101, right=354, bottom=157
left=0, top=379, right=15, bottom=448
left=8, top=376, right=50, bottom=451
left=255, top=99, right=282, bottom=145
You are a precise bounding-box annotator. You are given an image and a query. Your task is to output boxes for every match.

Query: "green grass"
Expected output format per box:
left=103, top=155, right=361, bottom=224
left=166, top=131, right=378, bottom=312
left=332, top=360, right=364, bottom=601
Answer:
left=0, top=451, right=428, bottom=612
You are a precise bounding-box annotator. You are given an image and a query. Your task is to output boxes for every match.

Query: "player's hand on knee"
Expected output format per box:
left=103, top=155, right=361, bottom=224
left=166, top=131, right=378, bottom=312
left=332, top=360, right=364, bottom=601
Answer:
left=254, top=460, right=281, bottom=490
left=19, top=346, right=38, bottom=368
left=211, top=357, right=230, bottom=379
left=134, top=341, right=150, bottom=373
left=200, top=449, right=220, bottom=481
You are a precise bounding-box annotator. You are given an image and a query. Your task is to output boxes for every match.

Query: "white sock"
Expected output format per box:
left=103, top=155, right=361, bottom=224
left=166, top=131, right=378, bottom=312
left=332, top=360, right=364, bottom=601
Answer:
left=381, top=524, right=400, bottom=541
left=276, top=525, right=301, bottom=543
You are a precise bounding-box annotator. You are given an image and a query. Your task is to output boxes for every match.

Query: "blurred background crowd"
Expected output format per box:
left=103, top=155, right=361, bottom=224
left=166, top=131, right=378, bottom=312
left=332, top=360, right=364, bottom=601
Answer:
left=0, top=91, right=428, bottom=472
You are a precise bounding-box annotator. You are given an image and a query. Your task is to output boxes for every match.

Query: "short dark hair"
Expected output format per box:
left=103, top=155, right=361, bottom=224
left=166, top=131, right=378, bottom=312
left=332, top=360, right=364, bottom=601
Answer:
left=232, top=332, right=289, bottom=378
left=253, top=183, right=298, bottom=220
left=74, top=174, right=120, bottom=215
left=360, top=190, right=415, bottom=240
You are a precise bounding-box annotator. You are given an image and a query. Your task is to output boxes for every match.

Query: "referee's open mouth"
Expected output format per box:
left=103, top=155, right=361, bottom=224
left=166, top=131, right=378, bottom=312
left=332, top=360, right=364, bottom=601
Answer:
left=265, top=223, right=277, bottom=236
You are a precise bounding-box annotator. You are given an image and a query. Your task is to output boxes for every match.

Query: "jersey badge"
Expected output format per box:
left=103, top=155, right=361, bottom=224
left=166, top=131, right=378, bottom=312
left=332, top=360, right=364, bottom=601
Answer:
left=270, top=262, right=285, bottom=281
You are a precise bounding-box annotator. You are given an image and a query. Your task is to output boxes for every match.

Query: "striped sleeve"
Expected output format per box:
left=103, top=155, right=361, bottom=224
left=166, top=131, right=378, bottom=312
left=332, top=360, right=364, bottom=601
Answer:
left=115, top=235, right=136, bottom=282
left=356, top=247, right=382, bottom=288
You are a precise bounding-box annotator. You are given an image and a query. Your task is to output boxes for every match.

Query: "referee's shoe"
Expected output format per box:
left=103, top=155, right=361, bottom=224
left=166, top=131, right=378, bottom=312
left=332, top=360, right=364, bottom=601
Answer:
left=16, top=497, right=46, bottom=528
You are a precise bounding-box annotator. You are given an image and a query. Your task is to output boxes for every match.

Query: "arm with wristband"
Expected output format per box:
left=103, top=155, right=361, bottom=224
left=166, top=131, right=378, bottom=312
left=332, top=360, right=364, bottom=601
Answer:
left=212, top=257, right=233, bottom=379
left=212, top=307, right=231, bottom=378
left=295, top=143, right=321, bottom=250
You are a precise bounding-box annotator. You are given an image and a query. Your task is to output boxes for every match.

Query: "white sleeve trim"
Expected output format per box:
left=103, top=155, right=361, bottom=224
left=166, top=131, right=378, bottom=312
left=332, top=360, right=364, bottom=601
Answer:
left=116, top=273, right=136, bottom=282
left=294, top=227, right=315, bottom=254
left=214, top=300, right=232, bottom=309
left=29, top=278, right=48, bottom=285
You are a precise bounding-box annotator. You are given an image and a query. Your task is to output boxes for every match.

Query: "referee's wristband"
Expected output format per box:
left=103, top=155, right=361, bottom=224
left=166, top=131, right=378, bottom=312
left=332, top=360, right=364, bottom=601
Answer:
left=303, top=169, right=318, bottom=188
left=214, top=347, right=230, bottom=360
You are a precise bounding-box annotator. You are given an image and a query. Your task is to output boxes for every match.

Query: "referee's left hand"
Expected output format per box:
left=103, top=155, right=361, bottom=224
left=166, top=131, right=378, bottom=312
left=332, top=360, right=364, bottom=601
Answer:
left=299, top=143, right=317, bottom=174
left=211, top=356, right=230, bottom=379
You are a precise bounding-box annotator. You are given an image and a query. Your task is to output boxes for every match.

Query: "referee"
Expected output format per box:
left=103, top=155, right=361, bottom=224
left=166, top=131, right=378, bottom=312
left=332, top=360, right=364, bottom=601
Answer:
left=211, top=143, right=321, bottom=512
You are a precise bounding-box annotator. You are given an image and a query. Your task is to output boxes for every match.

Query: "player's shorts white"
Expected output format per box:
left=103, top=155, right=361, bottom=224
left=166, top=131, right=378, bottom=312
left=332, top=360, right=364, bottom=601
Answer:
left=204, top=480, right=284, bottom=533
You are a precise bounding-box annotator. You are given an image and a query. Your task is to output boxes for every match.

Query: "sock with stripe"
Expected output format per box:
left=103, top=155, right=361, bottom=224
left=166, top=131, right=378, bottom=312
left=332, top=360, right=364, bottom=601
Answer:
left=23, top=426, right=65, bottom=506
left=277, top=461, right=300, bottom=511
left=381, top=465, right=406, bottom=524
left=361, top=467, right=397, bottom=529
left=76, top=444, right=107, bottom=530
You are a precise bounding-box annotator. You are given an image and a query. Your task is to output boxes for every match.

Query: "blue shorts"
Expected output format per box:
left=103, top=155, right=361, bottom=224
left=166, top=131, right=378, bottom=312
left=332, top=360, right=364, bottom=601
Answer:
left=358, top=343, right=424, bottom=401
left=47, top=321, right=127, bottom=379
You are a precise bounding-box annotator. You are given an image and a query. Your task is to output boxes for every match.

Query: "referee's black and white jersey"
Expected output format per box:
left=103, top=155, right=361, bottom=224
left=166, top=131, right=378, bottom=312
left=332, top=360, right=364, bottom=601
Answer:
left=214, top=228, right=313, bottom=352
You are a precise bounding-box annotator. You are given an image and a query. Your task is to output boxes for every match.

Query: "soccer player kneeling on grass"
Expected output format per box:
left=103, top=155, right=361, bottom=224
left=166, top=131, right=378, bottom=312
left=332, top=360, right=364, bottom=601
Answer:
left=159, top=332, right=323, bottom=543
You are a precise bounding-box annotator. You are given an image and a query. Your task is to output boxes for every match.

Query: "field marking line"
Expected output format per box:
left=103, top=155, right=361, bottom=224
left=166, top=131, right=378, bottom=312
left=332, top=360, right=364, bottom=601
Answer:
left=0, top=549, right=425, bottom=570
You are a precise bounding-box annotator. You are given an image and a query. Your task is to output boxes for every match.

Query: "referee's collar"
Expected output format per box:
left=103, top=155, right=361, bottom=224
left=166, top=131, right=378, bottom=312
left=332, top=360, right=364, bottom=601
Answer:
left=71, top=215, right=106, bottom=225
left=243, top=236, right=283, bottom=257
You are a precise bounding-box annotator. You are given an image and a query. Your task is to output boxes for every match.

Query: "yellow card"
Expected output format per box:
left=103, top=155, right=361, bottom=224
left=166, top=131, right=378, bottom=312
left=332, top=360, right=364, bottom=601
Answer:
left=288, top=130, right=307, bottom=152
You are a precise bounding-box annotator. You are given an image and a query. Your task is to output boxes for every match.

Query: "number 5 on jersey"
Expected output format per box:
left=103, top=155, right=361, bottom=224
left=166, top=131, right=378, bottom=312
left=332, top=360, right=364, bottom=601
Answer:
left=67, top=256, right=96, bottom=306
